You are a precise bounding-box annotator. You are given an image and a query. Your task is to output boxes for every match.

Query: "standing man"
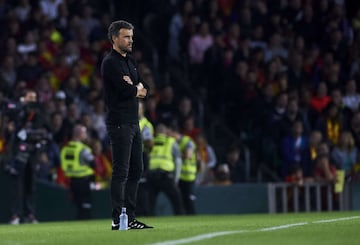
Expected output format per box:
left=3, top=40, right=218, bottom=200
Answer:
left=147, top=124, right=184, bottom=215
left=101, top=20, right=152, bottom=230
left=136, top=100, right=154, bottom=216
left=168, top=124, right=197, bottom=214
left=6, top=90, right=48, bottom=224
left=61, top=124, right=94, bottom=220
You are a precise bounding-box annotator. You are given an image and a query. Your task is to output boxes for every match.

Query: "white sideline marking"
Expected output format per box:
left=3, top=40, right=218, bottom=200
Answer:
left=312, top=216, right=360, bottom=224
left=147, top=216, right=360, bottom=245
left=259, top=222, right=308, bottom=231
left=149, top=231, right=246, bottom=245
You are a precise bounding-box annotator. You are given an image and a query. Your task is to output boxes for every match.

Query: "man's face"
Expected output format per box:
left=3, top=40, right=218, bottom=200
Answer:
left=113, top=28, right=133, bottom=53
left=23, top=91, right=37, bottom=103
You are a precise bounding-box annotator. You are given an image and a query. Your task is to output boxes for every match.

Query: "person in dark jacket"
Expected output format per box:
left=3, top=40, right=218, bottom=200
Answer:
left=101, top=20, right=152, bottom=230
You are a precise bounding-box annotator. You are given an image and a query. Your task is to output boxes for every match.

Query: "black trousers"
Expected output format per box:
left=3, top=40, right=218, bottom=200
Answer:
left=10, top=154, right=37, bottom=218
left=178, top=180, right=196, bottom=215
left=107, top=123, right=143, bottom=222
left=136, top=152, right=150, bottom=216
left=147, top=170, right=184, bottom=215
left=70, top=176, right=92, bottom=220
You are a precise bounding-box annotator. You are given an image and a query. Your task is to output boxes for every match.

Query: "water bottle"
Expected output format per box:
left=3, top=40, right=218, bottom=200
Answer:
left=119, top=207, right=128, bottom=230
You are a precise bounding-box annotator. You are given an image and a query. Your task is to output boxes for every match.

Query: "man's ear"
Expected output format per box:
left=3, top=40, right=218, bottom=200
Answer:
left=111, top=35, right=117, bottom=44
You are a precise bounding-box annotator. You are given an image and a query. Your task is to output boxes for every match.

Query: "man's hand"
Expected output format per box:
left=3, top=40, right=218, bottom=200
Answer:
left=123, top=75, right=133, bottom=85
left=136, top=83, right=147, bottom=98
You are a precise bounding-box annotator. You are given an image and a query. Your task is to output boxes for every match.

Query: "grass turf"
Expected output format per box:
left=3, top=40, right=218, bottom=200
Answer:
left=0, top=211, right=360, bottom=245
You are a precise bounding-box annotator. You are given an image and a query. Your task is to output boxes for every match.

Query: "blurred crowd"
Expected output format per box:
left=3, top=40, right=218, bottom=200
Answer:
left=1, top=0, right=360, bottom=190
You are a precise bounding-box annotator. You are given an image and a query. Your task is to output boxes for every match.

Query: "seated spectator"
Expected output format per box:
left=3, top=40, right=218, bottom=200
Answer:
left=195, top=133, right=217, bottom=186
left=176, top=96, right=197, bottom=126
left=310, top=81, right=331, bottom=113
left=342, top=79, right=360, bottom=113
left=331, top=131, right=357, bottom=178
left=222, top=144, right=247, bottom=183
left=212, top=164, right=232, bottom=186
left=313, top=153, right=337, bottom=184
left=315, top=102, right=344, bottom=146
left=281, top=120, right=311, bottom=178
left=308, top=130, right=323, bottom=161
left=156, top=84, right=177, bottom=126
left=92, top=139, right=112, bottom=188
left=180, top=114, right=201, bottom=141
left=285, top=164, right=304, bottom=186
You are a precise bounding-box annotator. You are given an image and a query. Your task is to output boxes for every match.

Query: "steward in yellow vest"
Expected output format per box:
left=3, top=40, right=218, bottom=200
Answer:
left=147, top=124, right=184, bottom=215
left=168, top=125, right=197, bottom=215
left=60, top=125, right=94, bottom=220
left=178, top=135, right=197, bottom=182
left=137, top=100, right=154, bottom=216
left=139, top=115, right=154, bottom=154
left=61, top=141, right=94, bottom=178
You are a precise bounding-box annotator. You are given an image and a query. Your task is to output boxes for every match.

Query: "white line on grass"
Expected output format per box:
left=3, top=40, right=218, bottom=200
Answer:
left=148, top=230, right=246, bottom=245
left=147, top=215, right=360, bottom=245
left=259, top=222, right=308, bottom=231
left=312, top=216, right=360, bottom=224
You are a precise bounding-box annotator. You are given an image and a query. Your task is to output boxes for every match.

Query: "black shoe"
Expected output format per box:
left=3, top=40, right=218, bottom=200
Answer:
left=24, top=214, right=39, bottom=224
left=128, top=219, right=153, bottom=229
left=111, top=221, right=119, bottom=230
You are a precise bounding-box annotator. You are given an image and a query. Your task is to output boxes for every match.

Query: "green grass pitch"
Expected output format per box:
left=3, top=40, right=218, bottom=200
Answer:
left=1, top=211, right=360, bottom=245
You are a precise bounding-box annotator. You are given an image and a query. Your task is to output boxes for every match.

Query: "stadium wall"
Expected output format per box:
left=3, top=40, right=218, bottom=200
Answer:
left=1, top=172, right=360, bottom=223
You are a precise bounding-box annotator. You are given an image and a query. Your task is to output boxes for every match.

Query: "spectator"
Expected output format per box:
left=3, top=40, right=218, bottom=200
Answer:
left=195, top=133, right=217, bottom=186
left=168, top=0, right=194, bottom=62
left=188, top=21, right=213, bottom=64
left=78, top=5, right=100, bottom=38
left=39, top=0, right=63, bottom=20
left=350, top=111, right=360, bottom=149
left=223, top=22, right=241, bottom=51
left=285, top=164, right=305, bottom=186
left=313, top=153, right=337, bottom=184
left=0, top=55, right=17, bottom=90
left=264, top=32, right=288, bottom=62
left=212, top=164, right=232, bottom=186
left=17, top=52, right=43, bottom=86
left=281, top=120, right=311, bottom=179
left=188, top=21, right=213, bottom=89
left=180, top=114, right=201, bottom=141
left=92, top=139, right=112, bottom=187
left=315, top=102, right=344, bottom=146
left=308, top=130, right=323, bottom=161
left=222, top=144, right=248, bottom=183
left=331, top=131, right=357, bottom=178
left=310, top=81, right=331, bottom=113
left=14, top=0, right=32, bottom=22
left=342, top=79, right=360, bottom=113
left=278, top=98, right=307, bottom=140
left=156, top=84, right=177, bottom=126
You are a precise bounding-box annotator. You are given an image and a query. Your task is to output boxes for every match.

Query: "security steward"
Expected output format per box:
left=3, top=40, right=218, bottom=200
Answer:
left=136, top=100, right=154, bottom=216
left=61, top=124, right=95, bottom=220
left=168, top=125, right=197, bottom=214
left=147, top=123, right=184, bottom=215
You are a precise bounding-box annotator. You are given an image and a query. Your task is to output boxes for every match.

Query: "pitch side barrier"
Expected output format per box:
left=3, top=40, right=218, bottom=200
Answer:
left=268, top=182, right=351, bottom=213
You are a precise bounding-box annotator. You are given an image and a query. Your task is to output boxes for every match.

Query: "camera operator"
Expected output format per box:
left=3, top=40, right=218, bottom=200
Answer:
left=6, top=89, right=49, bottom=225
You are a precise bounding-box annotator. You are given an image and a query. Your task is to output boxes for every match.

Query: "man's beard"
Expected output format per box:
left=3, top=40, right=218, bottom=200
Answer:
left=119, top=45, right=132, bottom=53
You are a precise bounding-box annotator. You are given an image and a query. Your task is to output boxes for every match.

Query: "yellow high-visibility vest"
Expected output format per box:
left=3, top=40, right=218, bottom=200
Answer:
left=179, top=136, right=197, bottom=182
left=61, top=141, right=94, bottom=178
left=149, top=134, right=176, bottom=172
left=139, top=117, right=154, bottom=135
